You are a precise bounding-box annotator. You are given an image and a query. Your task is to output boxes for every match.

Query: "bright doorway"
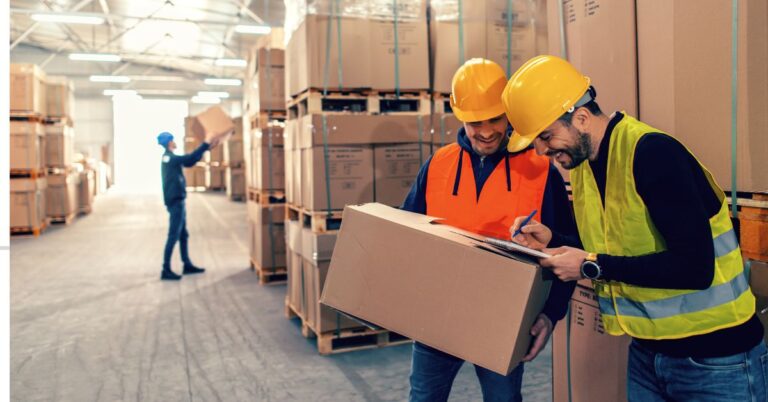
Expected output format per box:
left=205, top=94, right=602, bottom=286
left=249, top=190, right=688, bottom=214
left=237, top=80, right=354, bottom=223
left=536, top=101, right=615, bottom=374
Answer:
left=113, top=97, right=189, bottom=194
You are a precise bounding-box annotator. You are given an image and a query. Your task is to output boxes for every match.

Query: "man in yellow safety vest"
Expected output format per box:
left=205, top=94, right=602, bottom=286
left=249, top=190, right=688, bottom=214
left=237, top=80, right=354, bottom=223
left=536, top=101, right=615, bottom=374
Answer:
left=505, top=55, right=766, bottom=401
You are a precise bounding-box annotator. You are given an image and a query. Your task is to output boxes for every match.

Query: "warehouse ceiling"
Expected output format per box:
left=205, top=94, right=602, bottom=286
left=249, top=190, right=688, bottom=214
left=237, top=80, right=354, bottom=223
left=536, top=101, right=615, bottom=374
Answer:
left=9, top=0, right=286, bottom=98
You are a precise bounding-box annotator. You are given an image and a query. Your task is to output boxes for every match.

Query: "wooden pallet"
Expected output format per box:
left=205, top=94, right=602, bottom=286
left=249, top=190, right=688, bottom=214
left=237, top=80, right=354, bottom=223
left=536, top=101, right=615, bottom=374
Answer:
left=10, top=169, right=47, bottom=179
left=308, top=325, right=411, bottom=355
left=49, top=213, right=76, bottom=225
left=78, top=206, right=93, bottom=215
left=249, top=110, right=287, bottom=129
left=10, top=112, right=44, bottom=122
left=46, top=166, right=76, bottom=175
left=286, top=204, right=343, bottom=233
left=229, top=194, right=246, bottom=202
left=43, top=115, right=73, bottom=126
left=284, top=298, right=303, bottom=320
left=208, top=186, right=226, bottom=192
left=250, top=259, right=287, bottom=285
left=248, top=187, right=286, bottom=205
left=287, top=88, right=430, bottom=119
left=10, top=222, right=47, bottom=237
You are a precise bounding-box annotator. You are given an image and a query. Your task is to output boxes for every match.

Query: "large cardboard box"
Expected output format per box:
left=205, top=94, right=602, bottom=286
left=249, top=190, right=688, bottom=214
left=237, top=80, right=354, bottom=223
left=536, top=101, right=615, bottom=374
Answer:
left=285, top=219, right=303, bottom=256
left=10, top=121, right=45, bottom=171
left=78, top=170, right=95, bottom=212
left=224, top=138, right=245, bottom=167
left=226, top=167, right=246, bottom=199
left=286, top=15, right=371, bottom=97
left=248, top=48, right=286, bottom=112
left=373, top=143, right=430, bottom=207
left=190, top=106, right=235, bottom=143
left=10, top=63, right=46, bottom=115
left=46, top=173, right=78, bottom=218
left=287, top=249, right=305, bottom=316
left=207, top=165, right=226, bottom=189
left=249, top=203, right=287, bottom=268
left=321, top=203, right=553, bottom=375
left=300, top=228, right=337, bottom=263
left=749, top=260, right=768, bottom=344
left=10, top=178, right=47, bottom=229
left=636, top=0, right=768, bottom=192
left=431, top=113, right=463, bottom=147
left=298, top=114, right=426, bottom=148
left=301, top=145, right=375, bottom=211
left=552, top=281, right=630, bottom=402
left=251, top=144, right=285, bottom=190
left=546, top=0, right=638, bottom=117
left=284, top=121, right=297, bottom=203
left=44, top=124, right=75, bottom=168
left=303, top=258, right=361, bottom=334
left=368, top=18, right=429, bottom=90
left=45, top=76, right=74, bottom=118
left=184, top=165, right=206, bottom=189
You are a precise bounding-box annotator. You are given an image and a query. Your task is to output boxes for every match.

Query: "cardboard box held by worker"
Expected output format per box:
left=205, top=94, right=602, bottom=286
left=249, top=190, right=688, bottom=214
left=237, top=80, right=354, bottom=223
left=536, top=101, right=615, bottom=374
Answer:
left=189, top=106, right=235, bottom=143
left=320, top=203, right=553, bottom=375
left=749, top=260, right=768, bottom=344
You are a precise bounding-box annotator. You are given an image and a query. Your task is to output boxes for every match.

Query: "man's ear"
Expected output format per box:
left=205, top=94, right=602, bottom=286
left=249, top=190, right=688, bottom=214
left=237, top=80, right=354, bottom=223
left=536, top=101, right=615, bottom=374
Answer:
left=571, top=107, right=591, bottom=132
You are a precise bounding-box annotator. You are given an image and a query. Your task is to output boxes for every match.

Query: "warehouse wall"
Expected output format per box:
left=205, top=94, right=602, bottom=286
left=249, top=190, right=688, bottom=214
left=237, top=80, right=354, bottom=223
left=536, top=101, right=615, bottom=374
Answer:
left=73, top=97, right=114, bottom=164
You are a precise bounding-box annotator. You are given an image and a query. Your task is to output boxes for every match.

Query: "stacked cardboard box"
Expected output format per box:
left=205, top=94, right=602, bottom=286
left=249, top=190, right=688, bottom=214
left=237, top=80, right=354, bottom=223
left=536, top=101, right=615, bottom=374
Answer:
left=44, top=123, right=75, bottom=169
left=248, top=200, right=286, bottom=273
left=77, top=169, right=95, bottom=214
left=10, top=121, right=45, bottom=172
left=10, top=178, right=47, bottom=231
left=45, top=76, right=75, bottom=119
left=186, top=108, right=235, bottom=191
left=225, top=117, right=246, bottom=200
left=46, top=173, right=79, bottom=220
left=551, top=281, right=630, bottom=402
left=245, top=47, right=286, bottom=113
left=42, top=76, right=79, bottom=221
left=10, top=64, right=46, bottom=115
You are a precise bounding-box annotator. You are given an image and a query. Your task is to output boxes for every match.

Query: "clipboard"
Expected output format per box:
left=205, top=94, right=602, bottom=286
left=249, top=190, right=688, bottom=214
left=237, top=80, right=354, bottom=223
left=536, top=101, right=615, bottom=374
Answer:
left=453, top=231, right=553, bottom=259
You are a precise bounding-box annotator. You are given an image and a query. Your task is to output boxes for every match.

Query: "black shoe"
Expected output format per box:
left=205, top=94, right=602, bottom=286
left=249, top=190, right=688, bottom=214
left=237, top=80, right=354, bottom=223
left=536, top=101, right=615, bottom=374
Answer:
left=161, top=269, right=182, bottom=280
left=183, top=264, right=205, bottom=275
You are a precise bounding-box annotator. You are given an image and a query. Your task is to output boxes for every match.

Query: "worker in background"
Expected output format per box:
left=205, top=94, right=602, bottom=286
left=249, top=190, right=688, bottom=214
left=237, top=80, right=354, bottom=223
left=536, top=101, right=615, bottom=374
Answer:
left=401, top=58, right=578, bottom=402
left=157, top=131, right=219, bottom=281
left=506, top=55, right=766, bottom=401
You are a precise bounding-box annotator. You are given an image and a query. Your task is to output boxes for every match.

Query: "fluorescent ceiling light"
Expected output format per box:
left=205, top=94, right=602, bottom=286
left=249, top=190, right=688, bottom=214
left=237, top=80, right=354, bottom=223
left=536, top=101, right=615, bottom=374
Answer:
left=191, top=96, right=221, bottom=104
left=90, top=75, right=130, bottom=83
left=138, top=89, right=189, bottom=96
left=234, top=25, right=272, bottom=35
left=103, top=89, right=138, bottom=96
left=69, top=53, right=121, bottom=62
left=214, top=58, right=247, bottom=68
left=129, top=75, right=185, bottom=82
left=197, top=91, right=230, bottom=98
left=204, top=78, right=242, bottom=86
left=31, top=13, right=105, bottom=25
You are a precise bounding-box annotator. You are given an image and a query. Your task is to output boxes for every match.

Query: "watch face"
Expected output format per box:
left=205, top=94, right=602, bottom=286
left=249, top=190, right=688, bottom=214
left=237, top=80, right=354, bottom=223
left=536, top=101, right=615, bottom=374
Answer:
left=582, top=261, right=600, bottom=279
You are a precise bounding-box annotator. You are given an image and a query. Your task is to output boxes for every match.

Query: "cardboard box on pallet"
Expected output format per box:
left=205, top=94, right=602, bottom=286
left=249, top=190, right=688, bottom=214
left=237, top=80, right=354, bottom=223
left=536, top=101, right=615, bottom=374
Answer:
left=636, top=0, right=768, bottom=192
left=749, top=260, right=768, bottom=344
left=226, top=167, right=246, bottom=199
left=303, top=258, right=362, bottom=334
left=46, top=173, right=79, bottom=218
left=430, top=113, right=463, bottom=147
left=373, top=143, right=431, bottom=207
left=321, top=203, right=553, bottom=375
left=45, top=76, right=75, bottom=118
left=249, top=203, right=287, bottom=269
left=552, top=281, right=630, bottom=402
left=284, top=121, right=297, bottom=203
left=44, top=124, right=75, bottom=168
left=10, top=63, right=46, bottom=115
left=78, top=170, right=95, bottom=213
left=301, top=145, right=375, bottom=211
left=247, top=48, right=286, bottom=112
left=207, top=165, right=226, bottom=189
left=224, top=138, right=245, bottom=167
left=251, top=144, right=285, bottom=190
left=297, top=114, right=427, bottom=148
left=10, top=121, right=45, bottom=171
left=184, top=165, right=206, bottom=189
left=546, top=0, right=638, bottom=117
left=287, top=248, right=305, bottom=316
left=189, top=106, right=235, bottom=143
left=368, top=5, right=429, bottom=91
left=10, top=178, right=47, bottom=229
left=300, top=228, right=336, bottom=263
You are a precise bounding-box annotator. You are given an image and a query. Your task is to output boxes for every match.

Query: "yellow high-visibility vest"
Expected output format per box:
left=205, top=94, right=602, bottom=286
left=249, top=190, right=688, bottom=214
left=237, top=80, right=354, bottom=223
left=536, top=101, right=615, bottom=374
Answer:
left=571, top=113, right=755, bottom=339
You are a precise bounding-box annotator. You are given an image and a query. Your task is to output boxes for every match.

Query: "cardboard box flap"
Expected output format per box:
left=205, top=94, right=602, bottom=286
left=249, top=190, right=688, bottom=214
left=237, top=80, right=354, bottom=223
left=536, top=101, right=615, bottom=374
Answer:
left=321, top=203, right=552, bottom=375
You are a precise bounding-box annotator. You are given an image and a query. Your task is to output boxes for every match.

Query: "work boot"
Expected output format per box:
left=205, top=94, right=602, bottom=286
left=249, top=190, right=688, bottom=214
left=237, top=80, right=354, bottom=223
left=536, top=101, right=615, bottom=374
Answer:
left=161, top=269, right=182, bottom=281
left=183, top=263, right=205, bottom=275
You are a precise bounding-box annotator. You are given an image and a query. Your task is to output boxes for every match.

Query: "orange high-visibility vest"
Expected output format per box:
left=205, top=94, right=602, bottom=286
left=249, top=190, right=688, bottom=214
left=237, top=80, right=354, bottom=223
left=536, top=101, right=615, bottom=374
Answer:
left=426, top=143, right=549, bottom=238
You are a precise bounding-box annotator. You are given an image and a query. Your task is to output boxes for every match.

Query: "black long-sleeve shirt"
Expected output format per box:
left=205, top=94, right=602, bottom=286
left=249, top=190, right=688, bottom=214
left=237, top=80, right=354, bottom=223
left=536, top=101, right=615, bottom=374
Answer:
left=587, top=112, right=762, bottom=357
left=401, top=127, right=578, bottom=326
left=161, top=143, right=209, bottom=206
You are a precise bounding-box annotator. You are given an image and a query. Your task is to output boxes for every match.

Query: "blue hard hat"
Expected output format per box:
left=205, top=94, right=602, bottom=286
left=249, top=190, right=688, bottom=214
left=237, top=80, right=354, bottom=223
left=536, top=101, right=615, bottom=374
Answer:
left=157, top=131, right=174, bottom=147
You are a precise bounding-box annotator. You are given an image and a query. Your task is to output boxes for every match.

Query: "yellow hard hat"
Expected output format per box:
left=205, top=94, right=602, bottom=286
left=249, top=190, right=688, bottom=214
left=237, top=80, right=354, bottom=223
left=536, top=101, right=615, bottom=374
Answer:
left=502, top=55, right=591, bottom=152
left=450, top=58, right=507, bottom=123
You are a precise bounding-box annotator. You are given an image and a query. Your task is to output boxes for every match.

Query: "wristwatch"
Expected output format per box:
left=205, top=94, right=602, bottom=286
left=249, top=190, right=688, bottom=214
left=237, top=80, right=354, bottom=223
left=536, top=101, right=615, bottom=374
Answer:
left=580, top=252, right=602, bottom=280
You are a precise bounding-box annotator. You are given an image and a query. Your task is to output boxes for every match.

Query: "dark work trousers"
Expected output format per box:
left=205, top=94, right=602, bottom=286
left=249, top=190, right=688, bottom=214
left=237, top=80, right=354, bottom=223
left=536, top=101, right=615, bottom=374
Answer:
left=163, top=200, right=190, bottom=270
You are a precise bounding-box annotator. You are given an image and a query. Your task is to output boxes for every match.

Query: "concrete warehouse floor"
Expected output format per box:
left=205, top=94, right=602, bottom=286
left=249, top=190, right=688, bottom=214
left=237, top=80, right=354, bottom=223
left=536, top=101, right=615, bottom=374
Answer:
left=11, top=191, right=553, bottom=401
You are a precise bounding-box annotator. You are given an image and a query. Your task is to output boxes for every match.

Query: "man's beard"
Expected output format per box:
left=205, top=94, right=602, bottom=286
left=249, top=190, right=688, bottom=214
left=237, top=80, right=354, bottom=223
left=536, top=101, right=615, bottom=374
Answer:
left=547, top=130, right=592, bottom=170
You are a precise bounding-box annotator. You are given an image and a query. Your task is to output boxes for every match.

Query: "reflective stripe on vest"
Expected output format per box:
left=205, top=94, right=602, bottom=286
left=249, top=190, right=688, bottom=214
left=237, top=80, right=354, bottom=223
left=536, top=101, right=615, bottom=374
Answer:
left=425, top=143, right=549, bottom=239
left=572, top=113, right=755, bottom=340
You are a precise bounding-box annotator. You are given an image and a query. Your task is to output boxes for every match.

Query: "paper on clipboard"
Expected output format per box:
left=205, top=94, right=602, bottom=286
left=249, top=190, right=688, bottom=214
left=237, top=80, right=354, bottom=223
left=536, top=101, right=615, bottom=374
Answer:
left=453, top=231, right=552, bottom=259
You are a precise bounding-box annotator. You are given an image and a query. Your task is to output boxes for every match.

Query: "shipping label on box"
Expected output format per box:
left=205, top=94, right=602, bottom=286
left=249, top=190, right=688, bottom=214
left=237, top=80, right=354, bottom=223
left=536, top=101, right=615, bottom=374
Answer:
left=321, top=203, right=552, bottom=375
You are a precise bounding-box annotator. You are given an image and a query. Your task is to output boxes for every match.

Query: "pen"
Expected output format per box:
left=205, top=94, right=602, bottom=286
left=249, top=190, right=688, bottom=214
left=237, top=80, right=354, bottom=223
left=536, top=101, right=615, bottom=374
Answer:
left=511, top=209, right=537, bottom=239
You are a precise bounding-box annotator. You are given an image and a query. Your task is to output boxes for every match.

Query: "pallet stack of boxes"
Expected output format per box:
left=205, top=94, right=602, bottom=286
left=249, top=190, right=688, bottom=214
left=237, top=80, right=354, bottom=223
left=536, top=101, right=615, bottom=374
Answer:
left=280, top=0, right=434, bottom=352
left=243, top=32, right=289, bottom=285
left=43, top=76, right=79, bottom=225
left=10, top=64, right=48, bottom=236
left=224, top=116, right=246, bottom=201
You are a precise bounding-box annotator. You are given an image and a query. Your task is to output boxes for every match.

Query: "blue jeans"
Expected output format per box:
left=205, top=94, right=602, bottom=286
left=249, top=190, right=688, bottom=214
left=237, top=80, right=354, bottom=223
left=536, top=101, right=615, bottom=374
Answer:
left=628, top=339, right=768, bottom=402
left=163, top=201, right=190, bottom=269
left=409, top=342, right=524, bottom=402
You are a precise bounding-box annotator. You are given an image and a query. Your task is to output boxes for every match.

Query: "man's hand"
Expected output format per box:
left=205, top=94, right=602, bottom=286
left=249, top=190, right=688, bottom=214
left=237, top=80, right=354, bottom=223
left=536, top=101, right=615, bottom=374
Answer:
left=540, top=246, right=588, bottom=282
left=509, top=218, right=552, bottom=250
left=522, top=314, right=553, bottom=362
left=208, top=136, right=221, bottom=149
left=204, top=131, right=217, bottom=144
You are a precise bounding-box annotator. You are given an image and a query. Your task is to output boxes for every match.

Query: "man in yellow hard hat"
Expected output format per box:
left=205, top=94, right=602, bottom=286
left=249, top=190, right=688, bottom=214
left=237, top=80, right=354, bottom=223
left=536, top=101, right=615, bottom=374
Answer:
left=506, top=55, right=766, bottom=401
left=401, top=58, right=578, bottom=402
